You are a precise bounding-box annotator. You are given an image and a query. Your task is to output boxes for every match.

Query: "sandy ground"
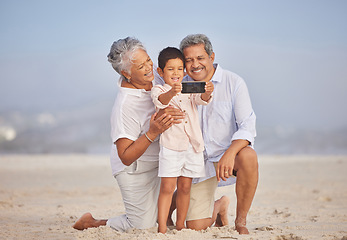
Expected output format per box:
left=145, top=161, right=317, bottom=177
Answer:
left=0, top=154, right=346, bottom=240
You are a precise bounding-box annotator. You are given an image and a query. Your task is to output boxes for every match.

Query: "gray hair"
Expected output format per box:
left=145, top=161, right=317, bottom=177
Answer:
left=107, top=37, right=146, bottom=81
left=179, top=34, right=214, bottom=56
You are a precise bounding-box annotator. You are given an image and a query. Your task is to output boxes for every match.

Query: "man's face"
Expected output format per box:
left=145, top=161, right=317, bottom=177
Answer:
left=183, top=43, right=215, bottom=82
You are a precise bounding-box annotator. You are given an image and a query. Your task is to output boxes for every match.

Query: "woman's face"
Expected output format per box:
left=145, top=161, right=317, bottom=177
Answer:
left=126, top=49, right=154, bottom=86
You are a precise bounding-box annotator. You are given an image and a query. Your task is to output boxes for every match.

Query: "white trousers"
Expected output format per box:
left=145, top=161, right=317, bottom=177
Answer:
left=106, top=160, right=160, bottom=232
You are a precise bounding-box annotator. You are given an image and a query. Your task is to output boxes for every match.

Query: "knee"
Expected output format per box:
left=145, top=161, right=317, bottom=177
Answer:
left=177, top=181, right=192, bottom=195
left=237, top=147, right=258, bottom=173
left=160, top=181, right=176, bottom=195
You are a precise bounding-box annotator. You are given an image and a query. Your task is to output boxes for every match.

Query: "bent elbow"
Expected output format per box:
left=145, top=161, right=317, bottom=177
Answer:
left=119, top=156, right=134, bottom=166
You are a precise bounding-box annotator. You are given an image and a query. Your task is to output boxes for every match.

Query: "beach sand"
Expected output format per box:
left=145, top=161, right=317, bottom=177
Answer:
left=0, top=155, right=346, bottom=240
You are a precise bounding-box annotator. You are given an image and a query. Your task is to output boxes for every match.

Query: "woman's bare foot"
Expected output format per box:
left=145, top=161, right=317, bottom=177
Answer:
left=235, top=217, right=249, bottom=234
left=73, top=212, right=107, bottom=230
left=215, top=196, right=230, bottom=227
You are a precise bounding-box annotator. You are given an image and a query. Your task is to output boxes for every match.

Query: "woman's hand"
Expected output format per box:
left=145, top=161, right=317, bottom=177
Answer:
left=146, top=112, right=174, bottom=140
left=157, top=106, right=185, bottom=124
left=116, top=113, right=174, bottom=166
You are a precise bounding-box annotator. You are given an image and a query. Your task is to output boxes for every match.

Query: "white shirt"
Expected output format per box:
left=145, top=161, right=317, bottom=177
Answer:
left=151, top=83, right=211, bottom=153
left=186, top=64, right=256, bottom=185
left=110, top=70, right=164, bottom=175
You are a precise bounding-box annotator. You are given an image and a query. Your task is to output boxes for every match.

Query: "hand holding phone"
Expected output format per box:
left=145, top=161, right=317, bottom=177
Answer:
left=181, top=81, right=206, bottom=94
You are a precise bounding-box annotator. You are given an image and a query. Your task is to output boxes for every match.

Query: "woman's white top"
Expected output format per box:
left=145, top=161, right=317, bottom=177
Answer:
left=110, top=72, right=164, bottom=175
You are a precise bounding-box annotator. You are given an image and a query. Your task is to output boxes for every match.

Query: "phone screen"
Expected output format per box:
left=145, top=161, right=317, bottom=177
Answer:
left=181, top=81, right=206, bottom=93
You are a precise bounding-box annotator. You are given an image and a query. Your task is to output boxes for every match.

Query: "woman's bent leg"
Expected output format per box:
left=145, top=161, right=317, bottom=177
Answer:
left=113, top=161, right=160, bottom=231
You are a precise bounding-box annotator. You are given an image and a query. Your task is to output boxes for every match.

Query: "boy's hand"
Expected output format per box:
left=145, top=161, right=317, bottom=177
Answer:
left=201, top=81, right=214, bottom=101
left=205, top=81, right=214, bottom=95
left=170, top=82, right=182, bottom=95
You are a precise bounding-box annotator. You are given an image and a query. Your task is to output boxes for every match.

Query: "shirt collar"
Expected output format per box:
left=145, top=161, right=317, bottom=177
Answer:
left=117, top=76, right=152, bottom=97
left=210, top=63, right=222, bottom=83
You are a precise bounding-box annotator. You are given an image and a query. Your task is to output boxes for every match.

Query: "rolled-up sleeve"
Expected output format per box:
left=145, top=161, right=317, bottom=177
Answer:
left=192, top=93, right=212, bottom=106
left=231, top=80, right=256, bottom=146
left=151, top=85, right=170, bottom=109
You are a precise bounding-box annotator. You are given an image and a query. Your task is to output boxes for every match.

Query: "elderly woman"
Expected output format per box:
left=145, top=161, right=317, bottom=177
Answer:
left=73, top=37, right=174, bottom=231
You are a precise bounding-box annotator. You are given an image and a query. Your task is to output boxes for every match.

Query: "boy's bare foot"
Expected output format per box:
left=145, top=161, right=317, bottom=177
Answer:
left=215, top=196, right=230, bottom=227
left=167, top=217, right=174, bottom=227
left=158, top=225, right=167, bottom=234
left=73, top=212, right=107, bottom=230
left=235, top=217, right=249, bottom=234
left=176, top=223, right=185, bottom=231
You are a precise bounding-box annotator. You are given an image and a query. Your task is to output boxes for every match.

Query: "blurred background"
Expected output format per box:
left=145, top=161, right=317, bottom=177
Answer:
left=1, top=0, right=346, bottom=155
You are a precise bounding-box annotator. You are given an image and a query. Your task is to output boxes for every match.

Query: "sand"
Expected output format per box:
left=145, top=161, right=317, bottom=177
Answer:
left=0, top=154, right=346, bottom=240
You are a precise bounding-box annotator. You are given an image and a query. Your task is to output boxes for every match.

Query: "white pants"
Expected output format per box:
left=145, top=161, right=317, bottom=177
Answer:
left=106, top=160, right=160, bottom=232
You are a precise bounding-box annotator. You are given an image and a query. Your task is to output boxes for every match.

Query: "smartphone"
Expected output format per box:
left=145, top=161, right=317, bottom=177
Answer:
left=181, top=81, right=206, bottom=94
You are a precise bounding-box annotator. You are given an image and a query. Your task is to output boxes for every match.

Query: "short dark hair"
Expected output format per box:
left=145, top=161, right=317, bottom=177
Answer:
left=158, top=47, right=185, bottom=70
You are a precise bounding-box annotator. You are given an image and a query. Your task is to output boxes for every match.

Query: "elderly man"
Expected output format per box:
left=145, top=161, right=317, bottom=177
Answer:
left=179, top=34, right=258, bottom=234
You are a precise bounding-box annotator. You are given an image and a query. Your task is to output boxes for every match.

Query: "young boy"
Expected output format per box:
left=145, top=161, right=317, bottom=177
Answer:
left=151, top=47, right=214, bottom=233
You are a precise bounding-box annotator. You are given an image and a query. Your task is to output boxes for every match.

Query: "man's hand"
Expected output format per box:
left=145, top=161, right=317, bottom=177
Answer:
left=215, top=139, right=250, bottom=182
left=216, top=152, right=235, bottom=182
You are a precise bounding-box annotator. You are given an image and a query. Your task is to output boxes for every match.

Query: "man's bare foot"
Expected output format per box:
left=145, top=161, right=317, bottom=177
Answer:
left=73, top=212, right=107, bottom=230
left=235, top=217, right=249, bottom=234
left=215, top=196, right=230, bottom=227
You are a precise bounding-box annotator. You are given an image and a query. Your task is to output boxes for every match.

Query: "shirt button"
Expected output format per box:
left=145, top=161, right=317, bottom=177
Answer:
left=185, top=121, right=188, bottom=123
left=179, top=100, right=182, bottom=102
left=183, top=110, right=186, bottom=112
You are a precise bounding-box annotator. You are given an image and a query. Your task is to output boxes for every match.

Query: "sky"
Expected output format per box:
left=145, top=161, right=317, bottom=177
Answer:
left=1, top=0, right=347, bottom=132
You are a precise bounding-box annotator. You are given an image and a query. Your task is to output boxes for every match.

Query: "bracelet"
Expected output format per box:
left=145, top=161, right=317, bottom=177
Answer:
left=144, top=132, right=154, bottom=143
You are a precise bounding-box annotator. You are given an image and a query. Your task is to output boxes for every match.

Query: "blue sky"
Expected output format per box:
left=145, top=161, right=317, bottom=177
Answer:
left=1, top=0, right=347, bottom=131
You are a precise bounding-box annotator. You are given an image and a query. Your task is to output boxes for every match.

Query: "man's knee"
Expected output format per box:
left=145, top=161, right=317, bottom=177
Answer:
left=236, top=147, right=258, bottom=172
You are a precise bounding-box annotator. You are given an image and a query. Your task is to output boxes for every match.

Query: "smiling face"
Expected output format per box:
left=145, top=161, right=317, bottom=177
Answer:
left=158, top=58, right=184, bottom=87
left=183, top=43, right=215, bottom=82
left=122, top=49, right=154, bottom=89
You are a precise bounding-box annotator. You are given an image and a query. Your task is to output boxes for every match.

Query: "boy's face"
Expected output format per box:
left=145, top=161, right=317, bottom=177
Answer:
left=158, top=58, right=184, bottom=86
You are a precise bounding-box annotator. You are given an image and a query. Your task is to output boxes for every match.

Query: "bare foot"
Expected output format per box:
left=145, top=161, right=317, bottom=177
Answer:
left=235, top=217, right=249, bottom=234
left=215, top=196, right=230, bottom=227
left=73, top=213, right=106, bottom=230
left=167, top=217, right=174, bottom=227
left=176, top=223, right=185, bottom=231
left=158, top=225, right=167, bottom=234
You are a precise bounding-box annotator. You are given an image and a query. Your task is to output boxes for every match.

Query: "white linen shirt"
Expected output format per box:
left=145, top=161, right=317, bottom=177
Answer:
left=110, top=71, right=164, bottom=176
left=186, top=64, right=257, bottom=186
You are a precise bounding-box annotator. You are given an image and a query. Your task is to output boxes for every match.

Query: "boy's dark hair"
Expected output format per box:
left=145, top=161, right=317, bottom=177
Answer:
left=158, top=47, right=185, bottom=70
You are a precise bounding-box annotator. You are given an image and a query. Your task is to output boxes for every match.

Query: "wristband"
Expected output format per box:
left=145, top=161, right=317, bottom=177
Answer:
left=145, top=132, right=154, bottom=143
